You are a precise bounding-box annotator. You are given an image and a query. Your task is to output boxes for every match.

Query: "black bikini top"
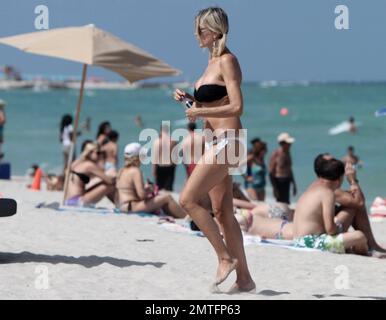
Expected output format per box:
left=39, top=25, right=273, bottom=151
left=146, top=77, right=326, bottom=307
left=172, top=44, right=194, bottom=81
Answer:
left=194, top=84, right=228, bottom=103
left=71, top=171, right=90, bottom=185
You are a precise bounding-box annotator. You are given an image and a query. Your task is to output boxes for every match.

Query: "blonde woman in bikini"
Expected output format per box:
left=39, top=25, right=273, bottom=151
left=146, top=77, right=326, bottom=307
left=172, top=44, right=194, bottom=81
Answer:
left=173, top=7, right=255, bottom=292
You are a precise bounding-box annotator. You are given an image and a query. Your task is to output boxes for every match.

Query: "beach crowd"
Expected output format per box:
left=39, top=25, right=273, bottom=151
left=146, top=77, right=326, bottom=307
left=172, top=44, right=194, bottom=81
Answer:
left=47, top=112, right=385, bottom=259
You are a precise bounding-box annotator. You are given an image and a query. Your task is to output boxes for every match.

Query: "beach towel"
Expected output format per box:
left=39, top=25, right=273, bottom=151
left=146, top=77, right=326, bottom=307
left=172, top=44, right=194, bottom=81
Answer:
left=244, top=235, right=320, bottom=252
left=158, top=220, right=205, bottom=237
left=35, top=201, right=157, bottom=218
left=158, top=220, right=320, bottom=251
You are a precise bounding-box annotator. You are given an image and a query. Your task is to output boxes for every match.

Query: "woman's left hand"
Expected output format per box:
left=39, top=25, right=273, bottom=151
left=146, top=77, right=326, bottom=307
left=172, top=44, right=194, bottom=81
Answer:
left=186, top=107, right=198, bottom=122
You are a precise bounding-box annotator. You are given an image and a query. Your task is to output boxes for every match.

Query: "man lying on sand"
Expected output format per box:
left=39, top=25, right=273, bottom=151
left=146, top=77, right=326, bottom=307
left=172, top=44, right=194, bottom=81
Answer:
left=293, top=155, right=368, bottom=255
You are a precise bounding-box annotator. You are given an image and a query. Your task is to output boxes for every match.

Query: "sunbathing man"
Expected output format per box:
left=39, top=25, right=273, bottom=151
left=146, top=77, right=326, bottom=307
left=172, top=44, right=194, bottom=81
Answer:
left=116, top=143, right=186, bottom=218
left=322, top=153, right=386, bottom=255
left=293, top=155, right=368, bottom=255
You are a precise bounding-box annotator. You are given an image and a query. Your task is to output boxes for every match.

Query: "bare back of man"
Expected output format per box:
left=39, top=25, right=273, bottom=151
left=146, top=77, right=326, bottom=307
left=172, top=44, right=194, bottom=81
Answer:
left=293, top=156, right=368, bottom=255
left=293, top=182, right=330, bottom=237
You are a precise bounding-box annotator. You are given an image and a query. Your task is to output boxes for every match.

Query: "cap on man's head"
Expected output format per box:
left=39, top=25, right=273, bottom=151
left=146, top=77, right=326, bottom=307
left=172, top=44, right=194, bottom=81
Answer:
left=277, top=132, right=295, bottom=144
left=124, top=143, right=142, bottom=157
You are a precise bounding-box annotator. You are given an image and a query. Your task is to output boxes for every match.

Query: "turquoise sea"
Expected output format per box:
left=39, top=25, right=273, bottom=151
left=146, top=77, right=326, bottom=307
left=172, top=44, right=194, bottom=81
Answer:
left=1, top=82, right=386, bottom=203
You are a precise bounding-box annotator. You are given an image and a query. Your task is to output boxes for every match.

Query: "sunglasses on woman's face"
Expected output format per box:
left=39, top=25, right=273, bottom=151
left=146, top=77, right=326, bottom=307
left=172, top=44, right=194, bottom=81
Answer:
left=197, top=27, right=211, bottom=36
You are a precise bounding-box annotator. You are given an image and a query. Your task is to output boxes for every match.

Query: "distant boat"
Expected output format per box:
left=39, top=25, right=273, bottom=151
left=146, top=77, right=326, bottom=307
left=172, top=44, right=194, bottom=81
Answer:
left=375, top=107, right=386, bottom=117
left=0, top=80, right=35, bottom=90
left=64, top=81, right=138, bottom=90
left=259, top=80, right=278, bottom=88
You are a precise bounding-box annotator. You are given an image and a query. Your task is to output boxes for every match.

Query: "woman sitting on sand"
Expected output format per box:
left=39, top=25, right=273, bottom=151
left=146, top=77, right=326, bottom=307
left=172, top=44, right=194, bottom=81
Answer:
left=115, top=143, right=186, bottom=218
left=65, top=142, right=116, bottom=207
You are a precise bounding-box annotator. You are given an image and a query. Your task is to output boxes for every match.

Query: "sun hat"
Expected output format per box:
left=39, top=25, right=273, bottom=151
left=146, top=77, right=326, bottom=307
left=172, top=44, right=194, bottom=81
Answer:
left=277, top=132, right=295, bottom=144
left=124, top=142, right=148, bottom=158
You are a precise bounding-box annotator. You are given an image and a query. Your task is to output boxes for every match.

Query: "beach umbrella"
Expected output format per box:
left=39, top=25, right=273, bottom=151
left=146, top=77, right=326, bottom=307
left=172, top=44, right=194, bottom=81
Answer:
left=0, top=24, right=181, bottom=203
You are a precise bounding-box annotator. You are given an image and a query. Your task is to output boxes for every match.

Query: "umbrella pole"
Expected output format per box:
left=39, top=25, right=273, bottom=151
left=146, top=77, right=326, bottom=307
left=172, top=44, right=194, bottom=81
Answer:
left=62, top=64, right=88, bottom=205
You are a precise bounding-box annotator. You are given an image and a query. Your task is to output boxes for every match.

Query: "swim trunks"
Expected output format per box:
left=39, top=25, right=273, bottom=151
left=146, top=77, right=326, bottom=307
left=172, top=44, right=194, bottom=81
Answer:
left=294, top=234, right=345, bottom=253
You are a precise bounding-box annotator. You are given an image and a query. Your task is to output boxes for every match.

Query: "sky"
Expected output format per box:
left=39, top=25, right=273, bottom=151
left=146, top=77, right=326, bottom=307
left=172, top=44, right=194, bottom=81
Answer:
left=1, top=0, right=386, bottom=82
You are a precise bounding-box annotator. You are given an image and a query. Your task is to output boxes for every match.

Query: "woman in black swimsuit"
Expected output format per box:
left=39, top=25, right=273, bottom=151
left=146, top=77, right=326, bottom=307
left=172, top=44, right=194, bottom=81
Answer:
left=173, top=7, right=255, bottom=292
left=65, top=142, right=116, bottom=206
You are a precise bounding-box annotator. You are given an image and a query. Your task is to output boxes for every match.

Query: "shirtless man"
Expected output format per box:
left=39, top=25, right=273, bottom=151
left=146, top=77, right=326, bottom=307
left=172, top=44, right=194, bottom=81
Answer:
left=152, top=123, right=177, bottom=191
left=321, top=153, right=386, bottom=255
left=101, top=130, right=119, bottom=176
left=269, top=133, right=297, bottom=204
left=181, top=122, right=205, bottom=178
left=293, top=154, right=368, bottom=255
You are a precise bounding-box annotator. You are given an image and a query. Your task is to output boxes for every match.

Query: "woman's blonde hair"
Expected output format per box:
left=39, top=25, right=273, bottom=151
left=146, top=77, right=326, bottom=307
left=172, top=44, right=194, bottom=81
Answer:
left=80, top=142, right=98, bottom=161
left=195, top=7, right=229, bottom=57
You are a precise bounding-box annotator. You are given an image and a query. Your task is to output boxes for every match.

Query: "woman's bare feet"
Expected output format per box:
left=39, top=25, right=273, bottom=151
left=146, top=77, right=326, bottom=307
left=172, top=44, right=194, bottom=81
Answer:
left=215, top=258, right=238, bottom=285
left=227, top=279, right=256, bottom=294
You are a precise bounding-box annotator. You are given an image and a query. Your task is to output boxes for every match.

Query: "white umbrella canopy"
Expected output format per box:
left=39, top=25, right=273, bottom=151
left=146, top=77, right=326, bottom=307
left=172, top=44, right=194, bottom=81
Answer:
left=0, top=24, right=180, bottom=82
left=0, top=24, right=181, bottom=203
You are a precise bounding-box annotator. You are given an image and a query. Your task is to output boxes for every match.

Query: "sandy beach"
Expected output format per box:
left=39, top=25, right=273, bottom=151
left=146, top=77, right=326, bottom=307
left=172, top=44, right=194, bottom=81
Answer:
left=0, top=178, right=385, bottom=300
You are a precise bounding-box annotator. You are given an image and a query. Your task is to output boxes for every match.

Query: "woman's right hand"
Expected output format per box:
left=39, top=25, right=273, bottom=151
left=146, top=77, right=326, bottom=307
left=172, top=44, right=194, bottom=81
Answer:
left=173, top=89, right=194, bottom=103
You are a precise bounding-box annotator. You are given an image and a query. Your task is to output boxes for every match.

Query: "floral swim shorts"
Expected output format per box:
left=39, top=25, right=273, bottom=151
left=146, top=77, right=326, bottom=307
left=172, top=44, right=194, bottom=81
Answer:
left=294, top=234, right=345, bottom=254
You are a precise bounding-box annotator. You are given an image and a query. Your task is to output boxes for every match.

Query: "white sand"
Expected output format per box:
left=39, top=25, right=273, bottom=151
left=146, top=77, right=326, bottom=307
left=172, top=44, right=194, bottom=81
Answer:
left=1, top=179, right=386, bottom=300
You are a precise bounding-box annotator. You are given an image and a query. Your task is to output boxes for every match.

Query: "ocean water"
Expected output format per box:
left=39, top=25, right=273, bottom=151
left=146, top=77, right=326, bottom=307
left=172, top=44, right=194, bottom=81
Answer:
left=1, top=82, right=386, bottom=203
